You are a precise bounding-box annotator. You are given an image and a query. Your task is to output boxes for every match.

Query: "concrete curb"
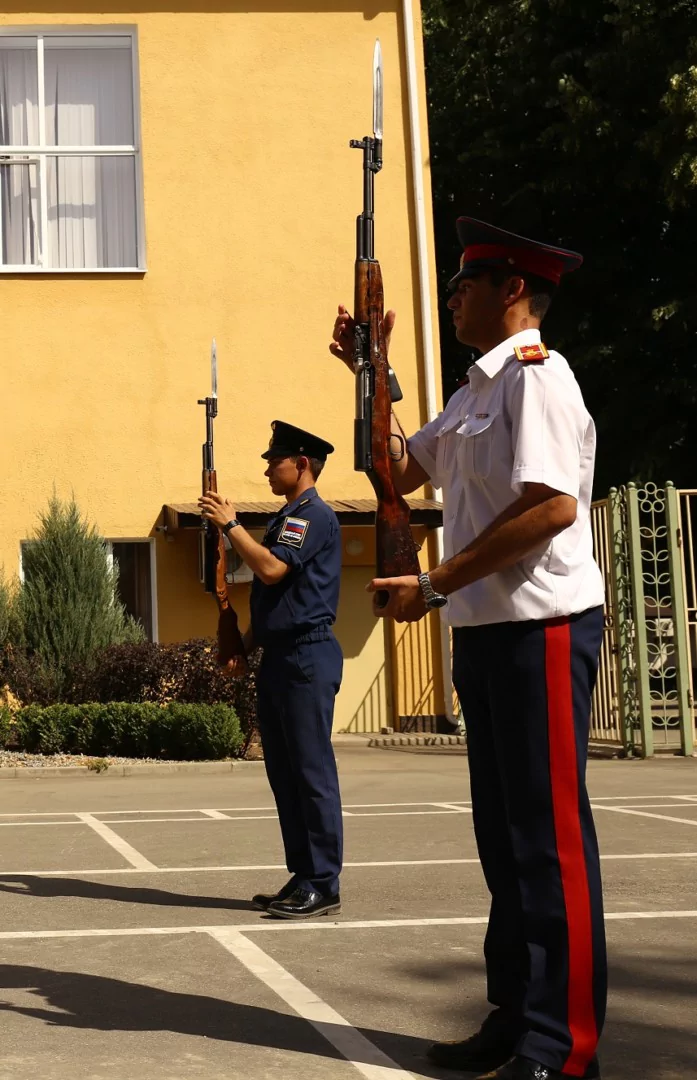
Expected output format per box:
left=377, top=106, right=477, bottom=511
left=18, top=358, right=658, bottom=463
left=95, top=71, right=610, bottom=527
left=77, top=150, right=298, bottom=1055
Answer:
left=0, top=759, right=266, bottom=780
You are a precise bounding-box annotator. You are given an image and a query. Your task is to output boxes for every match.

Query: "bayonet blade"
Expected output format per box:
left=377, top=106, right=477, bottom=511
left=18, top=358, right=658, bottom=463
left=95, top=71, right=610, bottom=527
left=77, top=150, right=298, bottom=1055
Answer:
left=211, top=338, right=218, bottom=398
left=373, top=39, right=383, bottom=140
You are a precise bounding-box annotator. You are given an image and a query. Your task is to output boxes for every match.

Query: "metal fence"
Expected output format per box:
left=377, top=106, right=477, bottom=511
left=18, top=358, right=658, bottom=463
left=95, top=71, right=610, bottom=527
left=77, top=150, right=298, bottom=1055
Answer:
left=590, top=483, right=696, bottom=757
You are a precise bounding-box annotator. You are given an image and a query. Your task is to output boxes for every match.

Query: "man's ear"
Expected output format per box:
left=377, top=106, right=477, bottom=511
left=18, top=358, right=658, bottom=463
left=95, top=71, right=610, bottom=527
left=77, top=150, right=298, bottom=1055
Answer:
left=505, top=275, right=526, bottom=306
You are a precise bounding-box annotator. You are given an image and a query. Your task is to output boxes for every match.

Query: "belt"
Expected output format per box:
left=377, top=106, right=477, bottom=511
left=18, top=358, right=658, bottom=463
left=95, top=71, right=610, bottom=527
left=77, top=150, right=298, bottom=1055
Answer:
left=262, top=626, right=334, bottom=648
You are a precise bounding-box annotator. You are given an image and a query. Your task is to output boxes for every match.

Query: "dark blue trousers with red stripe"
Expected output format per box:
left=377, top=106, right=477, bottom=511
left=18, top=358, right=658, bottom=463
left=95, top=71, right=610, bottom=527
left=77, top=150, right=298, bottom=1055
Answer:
left=452, top=606, right=606, bottom=1077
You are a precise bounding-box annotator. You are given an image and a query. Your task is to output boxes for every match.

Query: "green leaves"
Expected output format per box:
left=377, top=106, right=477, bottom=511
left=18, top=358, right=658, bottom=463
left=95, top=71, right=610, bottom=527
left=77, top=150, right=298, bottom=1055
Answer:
left=423, top=0, right=697, bottom=489
left=15, top=495, right=145, bottom=697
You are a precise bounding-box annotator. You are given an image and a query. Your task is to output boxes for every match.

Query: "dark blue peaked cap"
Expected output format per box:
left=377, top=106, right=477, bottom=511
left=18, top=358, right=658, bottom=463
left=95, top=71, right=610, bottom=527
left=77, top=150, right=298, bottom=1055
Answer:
left=261, top=420, right=335, bottom=462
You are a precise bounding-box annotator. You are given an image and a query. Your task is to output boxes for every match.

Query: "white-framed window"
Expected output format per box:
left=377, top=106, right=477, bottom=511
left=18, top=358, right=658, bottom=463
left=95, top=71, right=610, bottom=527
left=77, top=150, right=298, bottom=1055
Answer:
left=0, top=26, right=144, bottom=272
left=19, top=536, right=158, bottom=642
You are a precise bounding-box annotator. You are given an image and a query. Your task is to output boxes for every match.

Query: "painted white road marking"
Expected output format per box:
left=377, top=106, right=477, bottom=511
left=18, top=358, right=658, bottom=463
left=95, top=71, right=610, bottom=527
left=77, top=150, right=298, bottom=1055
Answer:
left=199, top=809, right=230, bottom=819
left=210, top=928, right=416, bottom=1079
left=593, top=806, right=697, bottom=828
left=0, top=794, right=696, bottom=820
left=0, top=909, right=696, bottom=941
left=0, top=851, right=695, bottom=878
left=75, top=813, right=157, bottom=871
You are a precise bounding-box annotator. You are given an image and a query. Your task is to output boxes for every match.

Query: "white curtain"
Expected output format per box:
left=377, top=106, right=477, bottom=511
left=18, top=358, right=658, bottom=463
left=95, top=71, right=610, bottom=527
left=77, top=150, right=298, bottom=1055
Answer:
left=44, top=44, right=137, bottom=268
left=0, top=46, right=39, bottom=265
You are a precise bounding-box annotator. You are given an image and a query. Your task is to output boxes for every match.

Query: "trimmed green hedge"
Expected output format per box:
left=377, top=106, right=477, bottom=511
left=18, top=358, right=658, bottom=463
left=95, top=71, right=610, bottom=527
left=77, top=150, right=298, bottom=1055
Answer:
left=9, top=702, right=242, bottom=760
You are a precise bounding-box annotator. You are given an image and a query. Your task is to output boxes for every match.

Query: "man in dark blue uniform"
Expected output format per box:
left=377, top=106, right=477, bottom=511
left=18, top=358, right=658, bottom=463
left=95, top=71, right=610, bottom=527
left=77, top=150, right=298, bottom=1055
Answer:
left=199, top=420, right=344, bottom=920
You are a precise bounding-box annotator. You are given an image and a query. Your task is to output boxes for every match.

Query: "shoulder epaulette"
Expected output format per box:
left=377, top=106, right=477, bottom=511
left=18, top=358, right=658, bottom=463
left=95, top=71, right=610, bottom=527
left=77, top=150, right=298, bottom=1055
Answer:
left=514, top=343, right=549, bottom=364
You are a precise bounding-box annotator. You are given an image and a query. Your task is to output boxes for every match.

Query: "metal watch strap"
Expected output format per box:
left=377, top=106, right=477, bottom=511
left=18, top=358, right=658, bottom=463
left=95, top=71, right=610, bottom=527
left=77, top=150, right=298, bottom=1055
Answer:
left=418, top=571, right=446, bottom=608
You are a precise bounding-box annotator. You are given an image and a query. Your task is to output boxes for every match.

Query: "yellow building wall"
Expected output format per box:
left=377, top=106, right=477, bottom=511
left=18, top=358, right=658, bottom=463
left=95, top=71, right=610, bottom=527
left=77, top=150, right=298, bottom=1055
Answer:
left=0, top=2, right=446, bottom=731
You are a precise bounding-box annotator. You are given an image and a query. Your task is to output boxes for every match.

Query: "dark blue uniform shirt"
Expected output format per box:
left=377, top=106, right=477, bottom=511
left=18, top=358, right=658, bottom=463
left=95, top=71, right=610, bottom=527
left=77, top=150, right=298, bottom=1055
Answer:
left=250, top=487, right=341, bottom=645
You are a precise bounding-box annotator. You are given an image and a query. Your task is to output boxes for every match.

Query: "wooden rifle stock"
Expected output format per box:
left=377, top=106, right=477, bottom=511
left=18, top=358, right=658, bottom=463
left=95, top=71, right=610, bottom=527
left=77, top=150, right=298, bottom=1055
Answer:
left=355, top=259, right=421, bottom=608
left=201, top=468, right=247, bottom=672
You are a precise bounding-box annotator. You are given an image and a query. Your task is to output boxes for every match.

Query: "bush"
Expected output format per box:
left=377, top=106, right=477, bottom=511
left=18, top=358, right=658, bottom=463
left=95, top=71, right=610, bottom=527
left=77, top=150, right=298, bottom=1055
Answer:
left=13, top=701, right=243, bottom=760
left=0, top=705, right=11, bottom=748
left=0, top=645, right=64, bottom=706
left=70, top=638, right=260, bottom=746
left=0, top=570, right=18, bottom=649
left=17, top=495, right=145, bottom=696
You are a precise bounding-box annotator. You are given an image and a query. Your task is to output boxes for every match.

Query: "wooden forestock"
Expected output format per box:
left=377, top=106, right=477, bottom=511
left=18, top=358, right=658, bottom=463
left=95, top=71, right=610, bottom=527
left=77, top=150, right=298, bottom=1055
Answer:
left=202, top=469, right=247, bottom=671
left=355, top=258, right=421, bottom=607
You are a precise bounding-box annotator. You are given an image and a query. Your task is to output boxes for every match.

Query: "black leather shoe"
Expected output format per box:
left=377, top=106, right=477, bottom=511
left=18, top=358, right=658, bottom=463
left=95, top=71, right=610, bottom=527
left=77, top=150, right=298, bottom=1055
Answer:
left=426, top=1009, right=523, bottom=1073
left=251, top=879, right=297, bottom=911
left=267, top=887, right=341, bottom=920
left=476, top=1055, right=601, bottom=1080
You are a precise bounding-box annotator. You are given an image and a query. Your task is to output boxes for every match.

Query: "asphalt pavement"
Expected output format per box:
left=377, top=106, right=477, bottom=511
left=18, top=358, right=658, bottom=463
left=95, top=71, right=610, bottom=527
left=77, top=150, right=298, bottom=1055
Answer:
left=0, top=744, right=694, bottom=1080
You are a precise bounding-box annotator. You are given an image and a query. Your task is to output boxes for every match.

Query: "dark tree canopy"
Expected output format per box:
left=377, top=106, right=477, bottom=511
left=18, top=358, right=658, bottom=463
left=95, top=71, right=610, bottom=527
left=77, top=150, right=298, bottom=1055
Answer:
left=422, top=0, right=697, bottom=493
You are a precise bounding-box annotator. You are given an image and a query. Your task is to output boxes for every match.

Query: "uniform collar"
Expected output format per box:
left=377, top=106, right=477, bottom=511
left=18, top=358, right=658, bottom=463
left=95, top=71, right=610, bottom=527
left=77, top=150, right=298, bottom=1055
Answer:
left=470, top=329, right=542, bottom=388
left=283, top=486, right=318, bottom=516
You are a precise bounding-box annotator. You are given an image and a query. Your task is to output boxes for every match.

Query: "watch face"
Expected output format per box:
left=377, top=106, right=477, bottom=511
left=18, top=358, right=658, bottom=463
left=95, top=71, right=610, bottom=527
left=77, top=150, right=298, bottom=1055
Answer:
left=429, top=595, right=448, bottom=609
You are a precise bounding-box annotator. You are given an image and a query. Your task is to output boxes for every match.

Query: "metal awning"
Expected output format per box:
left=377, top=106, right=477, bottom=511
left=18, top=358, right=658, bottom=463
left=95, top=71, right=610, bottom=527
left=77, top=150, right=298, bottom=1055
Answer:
left=162, top=497, right=443, bottom=532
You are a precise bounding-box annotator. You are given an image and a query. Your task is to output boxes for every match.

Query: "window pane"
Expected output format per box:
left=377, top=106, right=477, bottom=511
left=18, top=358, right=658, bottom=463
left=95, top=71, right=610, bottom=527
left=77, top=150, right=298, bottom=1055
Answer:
left=0, top=42, right=39, bottom=147
left=112, top=542, right=153, bottom=641
left=47, top=155, right=137, bottom=269
left=44, top=39, right=134, bottom=146
left=0, top=160, right=39, bottom=265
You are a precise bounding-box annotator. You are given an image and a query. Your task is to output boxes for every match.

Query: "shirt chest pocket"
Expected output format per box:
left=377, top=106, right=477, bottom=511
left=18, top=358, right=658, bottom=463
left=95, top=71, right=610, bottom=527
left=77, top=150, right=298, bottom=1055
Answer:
left=457, top=409, right=500, bottom=479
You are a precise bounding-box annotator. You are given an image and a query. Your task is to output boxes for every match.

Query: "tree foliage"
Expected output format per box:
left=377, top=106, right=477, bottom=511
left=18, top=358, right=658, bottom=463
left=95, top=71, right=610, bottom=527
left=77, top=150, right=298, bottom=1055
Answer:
left=16, top=495, right=144, bottom=695
left=422, top=0, right=697, bottom=491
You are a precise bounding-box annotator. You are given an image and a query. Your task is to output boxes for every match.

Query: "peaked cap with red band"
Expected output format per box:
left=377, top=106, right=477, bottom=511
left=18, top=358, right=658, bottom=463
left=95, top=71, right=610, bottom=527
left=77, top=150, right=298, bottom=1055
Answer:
left=448, top=217, right=583, bottom=290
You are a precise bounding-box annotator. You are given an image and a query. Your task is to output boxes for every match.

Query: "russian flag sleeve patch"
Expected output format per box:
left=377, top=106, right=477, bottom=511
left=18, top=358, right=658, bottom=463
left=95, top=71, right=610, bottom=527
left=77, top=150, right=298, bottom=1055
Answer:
left=278, top=517, right=310, bottom=548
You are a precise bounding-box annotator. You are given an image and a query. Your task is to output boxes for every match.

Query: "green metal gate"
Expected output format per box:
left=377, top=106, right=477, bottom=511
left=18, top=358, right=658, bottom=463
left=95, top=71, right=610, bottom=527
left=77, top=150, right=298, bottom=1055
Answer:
left=591, top=483, right=695, bottom=757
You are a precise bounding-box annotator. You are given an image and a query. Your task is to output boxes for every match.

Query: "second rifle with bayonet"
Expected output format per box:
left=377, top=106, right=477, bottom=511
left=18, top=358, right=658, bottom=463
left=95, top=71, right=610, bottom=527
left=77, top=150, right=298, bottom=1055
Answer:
left=351, top=41, right=421, bottom=609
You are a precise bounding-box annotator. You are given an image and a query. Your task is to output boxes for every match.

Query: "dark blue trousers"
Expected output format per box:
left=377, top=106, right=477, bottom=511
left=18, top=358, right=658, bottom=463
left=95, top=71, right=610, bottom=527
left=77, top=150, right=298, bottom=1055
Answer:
left=453, top=607, right=606, bottom=1077
left=257, top=630, right=343, bottom=896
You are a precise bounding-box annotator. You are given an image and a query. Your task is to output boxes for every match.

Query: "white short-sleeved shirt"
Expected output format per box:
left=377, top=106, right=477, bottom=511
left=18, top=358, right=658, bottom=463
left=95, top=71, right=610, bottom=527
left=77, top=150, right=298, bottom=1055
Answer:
left=409, top=329, right=605, bottom=626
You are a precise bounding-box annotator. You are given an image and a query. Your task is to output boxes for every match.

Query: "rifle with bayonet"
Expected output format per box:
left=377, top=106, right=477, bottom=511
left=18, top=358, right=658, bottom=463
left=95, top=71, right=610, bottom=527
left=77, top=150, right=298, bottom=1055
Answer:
left=198, top=340, right=247, bottom=672
left=350, top=40, right=421, bottom=609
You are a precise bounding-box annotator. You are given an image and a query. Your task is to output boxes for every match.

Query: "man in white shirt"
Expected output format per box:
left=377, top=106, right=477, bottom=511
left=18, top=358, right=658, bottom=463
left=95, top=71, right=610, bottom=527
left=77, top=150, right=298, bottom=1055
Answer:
left=330, top=218, right=606, bottom=1080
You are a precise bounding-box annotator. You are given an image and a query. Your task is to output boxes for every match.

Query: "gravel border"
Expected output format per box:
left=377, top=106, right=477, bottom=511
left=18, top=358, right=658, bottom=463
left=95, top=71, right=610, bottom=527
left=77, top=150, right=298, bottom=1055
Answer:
left=0, top=750, right=263, bottom=778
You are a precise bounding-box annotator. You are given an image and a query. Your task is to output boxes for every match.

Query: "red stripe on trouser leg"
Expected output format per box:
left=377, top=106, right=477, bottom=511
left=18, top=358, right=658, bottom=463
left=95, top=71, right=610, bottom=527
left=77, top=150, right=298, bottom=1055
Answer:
left=545, top=621, right=597, bottom=1076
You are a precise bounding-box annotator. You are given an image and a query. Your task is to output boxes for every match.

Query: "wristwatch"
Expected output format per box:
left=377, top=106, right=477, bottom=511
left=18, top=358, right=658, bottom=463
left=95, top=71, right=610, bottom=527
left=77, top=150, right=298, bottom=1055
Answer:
left=418, top=572, right=448, bottom=610
left=222, top=519, right=241, bottom=535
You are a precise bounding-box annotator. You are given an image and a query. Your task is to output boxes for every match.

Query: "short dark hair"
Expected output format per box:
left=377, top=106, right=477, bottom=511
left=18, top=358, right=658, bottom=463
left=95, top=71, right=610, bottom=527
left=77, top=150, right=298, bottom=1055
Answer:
left=485, top=267, right=558, bottom=321
left=292, top=455, right=325, bottom=481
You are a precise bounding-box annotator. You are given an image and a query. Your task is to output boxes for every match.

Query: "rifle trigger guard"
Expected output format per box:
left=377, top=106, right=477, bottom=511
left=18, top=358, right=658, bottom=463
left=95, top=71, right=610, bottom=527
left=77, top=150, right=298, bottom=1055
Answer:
left=389, top=433, right=406, bottom=462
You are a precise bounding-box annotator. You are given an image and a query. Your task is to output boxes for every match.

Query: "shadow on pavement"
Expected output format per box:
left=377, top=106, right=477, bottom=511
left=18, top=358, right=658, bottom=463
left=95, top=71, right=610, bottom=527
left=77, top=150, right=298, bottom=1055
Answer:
left=391, top=950, right=697, bottom=1080
left=0, top=876, right=256, bottom=912
left=0, top=964, right=444, bottom=1076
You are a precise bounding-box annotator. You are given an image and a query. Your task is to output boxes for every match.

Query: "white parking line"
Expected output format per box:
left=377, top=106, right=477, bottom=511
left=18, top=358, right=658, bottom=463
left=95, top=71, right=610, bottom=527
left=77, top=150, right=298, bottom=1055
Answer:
left=593, top=806, right=697, bottom=828
left=0, top=909, right=696, bottom=941
left=75, top=813, right=157, bottom=871
left=431, top=803, right=471, bottom=813
left=0, top=795, right=695, bottom=821
left=597, top=803, right=697, bottom=810
left=0, top=821, right=83, bottom=828
left=0, top=808, right=471, bottom=826
left=0, top=851, right=695, bottom=878
left=211, top=928, right=415, bottom=1080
